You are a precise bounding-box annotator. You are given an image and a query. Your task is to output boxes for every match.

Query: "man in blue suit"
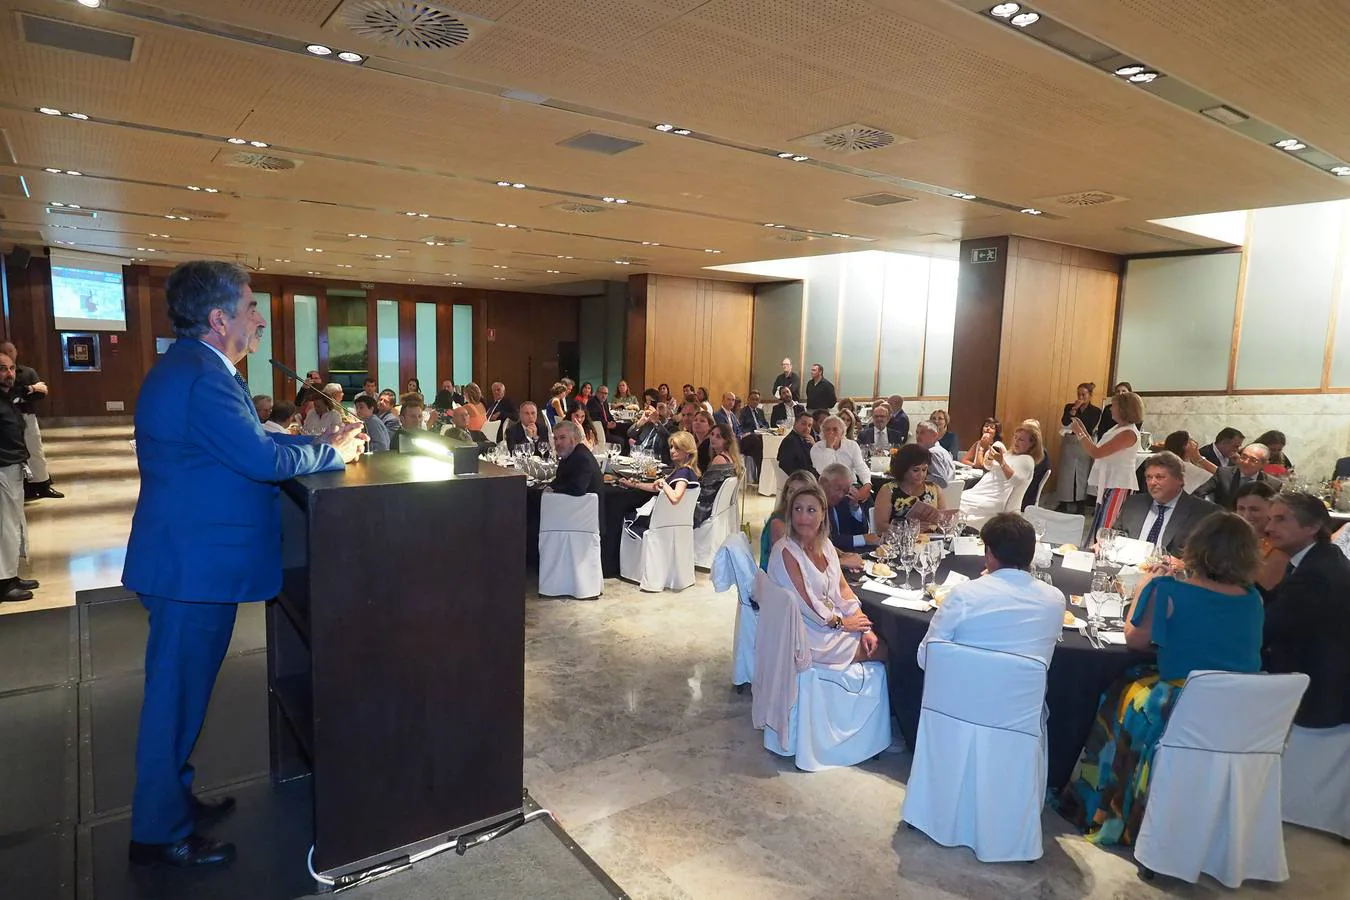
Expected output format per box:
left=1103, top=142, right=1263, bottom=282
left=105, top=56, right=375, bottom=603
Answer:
left=123, top=262, right=361, bottom=869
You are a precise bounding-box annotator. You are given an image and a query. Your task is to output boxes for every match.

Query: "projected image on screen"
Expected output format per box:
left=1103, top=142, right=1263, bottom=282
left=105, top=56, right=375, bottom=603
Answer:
left=51, top=265, right=127, bottom=332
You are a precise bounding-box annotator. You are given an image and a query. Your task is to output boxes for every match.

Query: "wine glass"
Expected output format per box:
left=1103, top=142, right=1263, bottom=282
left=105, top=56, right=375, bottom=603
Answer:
left=898, top=544, right=918, bottom=590
left=914, top=550, right=932, bottom=590
left=1032, top=517, right=1047, bottom=544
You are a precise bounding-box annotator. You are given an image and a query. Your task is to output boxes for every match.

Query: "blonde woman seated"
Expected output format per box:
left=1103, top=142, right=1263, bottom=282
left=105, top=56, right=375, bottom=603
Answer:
left=875, top=444, right=946, bottom=533
left=621, top=430, right=700, bottom=538
left=761, top=470, right=819, bottom=571
left=768, top=481, right=887, bottom=666
left=959, top=422, right=1042, bottom=527
left=810, top=415, right=871, bottom=499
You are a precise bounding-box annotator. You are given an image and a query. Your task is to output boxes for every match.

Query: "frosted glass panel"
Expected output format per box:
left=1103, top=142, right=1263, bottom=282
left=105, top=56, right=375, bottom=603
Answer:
left=451, top=304, right=471, bottom=386
left=1236, top=202, right=1343, bottom=389
left=801, top=257, right=841, bottom=389
left=416, top=303, right=438, bottom=393
left=752, top=282, right=803, bottom=396
left=922, top=262, right=958, bottom=396
left=1116, top=255, right=1239, bottom=391
left=293, top=294, right=319, bottom=381
left=876, top=254, right=929, bottom=398
left=376, top=300, right=399, bottom=392
left=245, top=292, right=273, bottom=398
left=837, top=253, right=885, bottom=398
left=1330, top=225, right=1350, bottom=387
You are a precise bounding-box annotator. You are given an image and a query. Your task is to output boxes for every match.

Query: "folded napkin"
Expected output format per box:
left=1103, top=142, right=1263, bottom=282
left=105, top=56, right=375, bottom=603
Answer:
left=1096, top=631, right=1127, bottom=646
left=952, top=536, right=983, bottom=556
left=861, top=578, right=922, bottom=599
left=1112, top=537, right=1155, bottom=566
left=941, top=571, right=969, bottom=586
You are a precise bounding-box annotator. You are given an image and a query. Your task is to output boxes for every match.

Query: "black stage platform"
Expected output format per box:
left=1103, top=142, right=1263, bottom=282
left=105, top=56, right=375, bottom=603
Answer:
left=0, top=589, right=627, bottom=900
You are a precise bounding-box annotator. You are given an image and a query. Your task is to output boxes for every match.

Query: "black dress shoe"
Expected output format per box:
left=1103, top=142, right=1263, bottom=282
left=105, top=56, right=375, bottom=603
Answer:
left=192, top=794, right=237, bottom=828
left=2, top=586, right=33, bottom=602
left=14, top=578, right=38, bottom=591
left=36, top=485, right=63, bottom=499
left=128, top=834, right=236, bottom=869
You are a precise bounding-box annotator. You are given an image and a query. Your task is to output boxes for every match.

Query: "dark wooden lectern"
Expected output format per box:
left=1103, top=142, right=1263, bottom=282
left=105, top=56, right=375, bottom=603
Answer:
left=268, top=452, right=525, bottom=879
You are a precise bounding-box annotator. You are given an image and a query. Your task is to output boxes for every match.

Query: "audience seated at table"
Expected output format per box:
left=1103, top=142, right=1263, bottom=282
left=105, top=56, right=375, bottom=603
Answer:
left=1193, top=442, right=1282, bottom=510
left=1115, top=451, right=1219, bottom=556
left=431, top=379, right=460, bottom=412
left=376, top=390, right=401, bottom=434
left=353, top=395, right=390, bottom=452
left=914, top=420, right=954, bottom=489
left=695, top=386, right=715, bottom=416
left=811, top=415, right=870, bottom=488
left=612, top=380, right=637, bottom=407
left=262, top=400, right=298, bottom=435
left=737, top=390, right=770, bottom=433
left=549, top=421, right=604, bottom=506
left=252, top=393, right=273, bottom=424
left=885, top=395, right=911, bottom=444
left=716, top=391, right=763, bottom=474
left=691, top=410, right=715, bottom=470
left=565, top=403, right=599, bottom=449
left=674, top=400, right=699, bottom=436
left=1260, top=492, right=1350, bottom=730
left=301, top=383, right=345, bottom=436
left=294, top=368, right=323, bottom=404
left=589, top=384, right=622, bottom=443
left=916, top=512, right=1065, bottom=669
left=960, top=417, right=1003, bottom=469
left=804, top=363, right=837, bottom=411
left=818, top=463, right=876, bottom=564
left=506, top=400, right=552, bottom=456
left=837, top=404, right=860, bottom=441
left=485, top=381, right=517, bottom=423
left=776, top=410, right=818, bottom=477
left=352, top=378, right=378, bottom=406
left=547, top=382, right=569, bottom=425
left=620, top=430, right=700, bottom=537
left=1232, top=481, right=1288, bottom=591
left=876, top=444, right=945, bottom=533
left=405, top=378, right=425, bottom=403
left=1254, top=429, right=1294, bottom=474
left=627, top=401, right=672, bottom=463
left=1055, top=382, right=1101, bottom=514
left=1059, top=511, right=1265, bottom=847
left=398, top=393, right=426, bottom=431
left=695, top=424, right=742, bottom=528
left=768, top=480, right=887, bottom=667
left=1141, top=430, right=1217, bottom=494
left=444, top=405, right=490, bottom=450
left=1093, top=381, right=1136, bottom=441
left=858, top=403, right=904, bottom=451
left=1072, top=389, right=1143, bottom=531
left=1199, top=426, right=1244, bottom=469
left=770, top=386, right=805, bottom=428
left=929, top=409, right=958, bottom=457
left=1022, top=418, right=1052, bottom=510
left=571, top=382, right=595, bottom=415
left=760, top=471, right=819, bottom=571
left=810, top=409, right=829, bottom=441
left=959, top=423, right=1041, bottom=528
left=458, top=382, right=487, bottom=430
left=656, top=383, right=673, bottom=405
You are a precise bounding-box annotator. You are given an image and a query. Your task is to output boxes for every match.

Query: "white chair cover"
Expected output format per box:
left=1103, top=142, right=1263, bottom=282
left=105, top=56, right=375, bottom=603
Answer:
left=758, top=434, right=784, bottom=496
left=1282, top=723, right=1350, bottom=840
left=1134, top=670, right=1310, bottom=888
left=901, top=640, right=1049, bottom=862
left=591, top=420, right=606, bottom=447
left=711, top=532, right=758, bottom=687
left=482, top=419, right=505, bottom=444
left=619, top=487, right=699, bottom=591
left=940, top=480, right=964, bottom=510
left=694, top=476, right=740, bottom=569
left=1003, top=478, right=1032, bottom=514
left=537, top=492, right=602, bottom=599
left=763, top=663, right=892, bottom=772
left=1023, top=507, right=1086, bottom=546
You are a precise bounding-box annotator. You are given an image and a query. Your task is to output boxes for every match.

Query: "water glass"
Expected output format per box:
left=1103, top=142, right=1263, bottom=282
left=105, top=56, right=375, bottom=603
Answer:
left=898, top=545, right=918, bottom=589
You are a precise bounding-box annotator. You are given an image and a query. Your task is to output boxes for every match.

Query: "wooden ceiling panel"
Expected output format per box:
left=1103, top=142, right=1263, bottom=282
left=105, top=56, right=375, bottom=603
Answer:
left=685, top=0, right=875, bottom=46
left=497, top=0, right=680, bottom=47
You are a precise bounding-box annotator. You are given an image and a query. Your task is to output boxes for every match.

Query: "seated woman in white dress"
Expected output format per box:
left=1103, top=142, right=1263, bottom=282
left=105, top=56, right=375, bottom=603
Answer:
left=959, top=422, right=1043, bottom=528
left=768, top=481, right=887, bottom=667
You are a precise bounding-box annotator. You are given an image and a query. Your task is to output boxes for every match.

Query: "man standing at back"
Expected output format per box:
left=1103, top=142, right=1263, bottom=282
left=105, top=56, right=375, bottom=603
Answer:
left=804, top=363, right=837, bottom=412
left=122, top=261, right=361, bottom=870
left=771, top=358, right=800, bottom=401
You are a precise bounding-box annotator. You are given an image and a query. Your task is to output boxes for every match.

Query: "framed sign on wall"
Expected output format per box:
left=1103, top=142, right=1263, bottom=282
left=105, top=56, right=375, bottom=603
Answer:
left=61, top=333, right=101, bottom=372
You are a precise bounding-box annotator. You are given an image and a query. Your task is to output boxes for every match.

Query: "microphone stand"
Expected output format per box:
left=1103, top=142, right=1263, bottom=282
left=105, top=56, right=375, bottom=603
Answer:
left=269, top=359, right=362, bottom=426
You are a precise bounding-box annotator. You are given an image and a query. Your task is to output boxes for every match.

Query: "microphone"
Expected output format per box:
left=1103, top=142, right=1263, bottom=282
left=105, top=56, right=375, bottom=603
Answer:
left=270, top=359, right=361, bottom=426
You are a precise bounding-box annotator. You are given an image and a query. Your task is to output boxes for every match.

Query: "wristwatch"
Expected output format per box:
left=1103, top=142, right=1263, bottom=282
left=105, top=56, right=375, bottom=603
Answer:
left=830, top=615, right=843, bottom=630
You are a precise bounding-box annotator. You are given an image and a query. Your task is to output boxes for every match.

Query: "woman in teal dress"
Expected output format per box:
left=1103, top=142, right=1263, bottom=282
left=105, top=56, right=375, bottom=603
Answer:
left=760, top=470, right=819, bottom=571
left=1058, top=512, right=1265, bottom=846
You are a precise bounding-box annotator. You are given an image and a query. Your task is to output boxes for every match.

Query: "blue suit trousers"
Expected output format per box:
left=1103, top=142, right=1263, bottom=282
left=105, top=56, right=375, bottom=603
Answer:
left=130, top=595, right=238, bottom=844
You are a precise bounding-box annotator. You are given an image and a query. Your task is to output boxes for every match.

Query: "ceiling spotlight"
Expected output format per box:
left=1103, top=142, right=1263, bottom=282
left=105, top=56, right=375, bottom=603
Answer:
left=67, top=204, right=81, bottom=209
left=704, top=249, right=721, bottom=254
left=77, top=0, right=103, bottom=7
left=491, top=264, right=508, bottom=269
left=1331, top=165, right=1350, bottom=176
left=1274, top=138, right=1306, bottom=151
left=249, top=140, right=269, bottom=148
left=1010, top=12, right=1040, bottom=26
left=66, top=112, right=89, bottom=120
left=512, top=183, right=525, bottom=189
left=1127, top=71, right=1159, bottom=83
left=951, top=192, right=976, bottom=200
left=38, top=107, right=62, bottom=115
left=776, top=152, right=794, bottom=159
left=674, top=129, right=691, bottom=136
left=452, top=282, right=463, bottom=286
left=1020, top=208, right=1044, bottom=215
left=546, top=269, right=560, bottom=274
left=306, top=44, right=333, bottom=56
left=496, top=181, right=511, bottom=186
left=337, top=51, right=364, bottom=63
left=66, top=170, right=82, bottom=176
left=44, top=168, right=60, bottom=174
left=601, top=197, right=628, bottom=204
left=50, top=202, right=65, bottom=207
left=1114, top=64, right=1146, bottom=77
left=187, top=185, right=201, bottom=191
left=556, top=255, right=573, bottom=259
left=613, top=260, right=631, bottom=265
left=792, top=155, right=809, bottom=162
left=227, top=137, right=247, bottom=144
left=655, top=124, right=675, bottom=132
left=404, top=211, right=418, bottom=216
left=989, top=3, right=1020, bottom=17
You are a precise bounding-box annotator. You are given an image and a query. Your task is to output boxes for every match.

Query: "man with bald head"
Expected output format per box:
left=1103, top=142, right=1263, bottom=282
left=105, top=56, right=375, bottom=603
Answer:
left=0, top=341, right=60, bottom=500
left=0, top=351, right=37, bottom=601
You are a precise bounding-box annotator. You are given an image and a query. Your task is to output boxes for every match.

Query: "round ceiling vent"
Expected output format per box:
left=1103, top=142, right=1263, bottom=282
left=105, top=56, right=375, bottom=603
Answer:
left=1054, top=190, right=1122, bottom=207
left=820, top=126, right=895, bottom=153
left=225, top=152, right=298, bottom=171
left=339, top=1, right=471, bottom=51
left=549, top=202, right=607, bottom=214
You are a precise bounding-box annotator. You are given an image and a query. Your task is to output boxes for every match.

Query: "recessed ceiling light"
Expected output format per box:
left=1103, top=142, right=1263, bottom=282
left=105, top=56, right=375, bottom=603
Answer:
left=1010, top=12, right=1040, bottom=27
left=67, top=113, right=88, bottom=120
left=38, top=107, right=61, bottom=115
left=492, top=264, right=508, bottom=268
left=1127, top=71, right=1159, bottom=83
left=66, top=170, right=82, bottom=176
left=655, top=124, right=674, bottom=132
left=493, top=277, right=506, bottom=281
left=1114, top=64, right=1146, bottom=77
left=556, top=255, right=573, bottom=259
left=776, top=152, right=794, bottom=159
left=951, top=192, right=977, bottom=200
left=44, top=167, right=60, bottom=174
left=1331, top=165, right=1350, bottom=176
left=601, top=197, right=629, bottom=204
left=791, top=155, right=809, bottom=162
left=674, top=129, right=691, bottom=136
left=187, top=185, right=201, bottom=191
left=704, top=249, right=721, bottom=254
left=613, top=260, right=630, bottom=265
left=989, top=3, right=1020, bottom=17
left=249, top=140, right=269, bottom=148
left=1020, top=208, right=1043, bottom=215
left=547, top=269, right=560, bottom=274
left=496, top=181, right=511, bottom=186
left=452, top=281, right=463, bottom=285
left=337, top=51, right=364, bottom=63
left=306, top=44, right=332, bottom=56
left=227, top=137, right=247, bottom=144
left=1274, top=138, right=1306, bottom=151
left=67, top=204, right=81, bottom=209
left=282, top=259, right=291, bottom=262
left=77, top=0, right=103, bottom=7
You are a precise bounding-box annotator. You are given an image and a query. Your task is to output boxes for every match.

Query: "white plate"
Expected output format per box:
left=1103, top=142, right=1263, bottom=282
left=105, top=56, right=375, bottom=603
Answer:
left=1051, top=547, right=1080, bottom=556
left=864, top=561, right=898, bottom=579
left=1063, top=615, right=1086, bottom=630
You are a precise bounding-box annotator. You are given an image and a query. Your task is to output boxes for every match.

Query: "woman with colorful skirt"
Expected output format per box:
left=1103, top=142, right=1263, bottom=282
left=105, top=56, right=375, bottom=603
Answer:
left=1070, top=390, right=1144, bottom=533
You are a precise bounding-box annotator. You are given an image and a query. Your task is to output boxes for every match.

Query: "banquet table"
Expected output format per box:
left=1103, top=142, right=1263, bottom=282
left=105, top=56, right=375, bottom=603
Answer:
left=856, top=552, right=1153, bottom=792
left=757, top=432, right=785, bottom=497
left=524, top=483, right=651, bottom=578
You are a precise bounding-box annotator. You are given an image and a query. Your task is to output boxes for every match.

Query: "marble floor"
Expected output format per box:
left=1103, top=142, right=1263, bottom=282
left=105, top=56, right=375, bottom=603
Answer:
left=7, top=426, right=1349, bottom=898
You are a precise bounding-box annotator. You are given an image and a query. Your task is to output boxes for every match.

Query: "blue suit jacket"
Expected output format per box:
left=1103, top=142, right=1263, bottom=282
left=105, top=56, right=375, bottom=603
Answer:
left=123, top=339, right=343, bottom=603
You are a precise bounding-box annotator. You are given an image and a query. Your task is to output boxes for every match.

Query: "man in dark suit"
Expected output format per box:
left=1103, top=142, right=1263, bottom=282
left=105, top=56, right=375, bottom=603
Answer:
left=1199, top=427, right=1244, bottom=470
left=627, top=401, right=672, bottom=464
left=777, top=410, right=818, bottom=477
left=769, top=386, right=805, bottom=428
left=885, top=395, right=911, bottom=444
left=551, top=421, right=604, bottom=491
left=1114, top=451, right=1219, bottom=556
left=819, top=463, right=875, bottom=558
left=737, top=390, right=770, bottom=433
left=857, top=403, right=904, bottom=449
left=771, top=357, right=800, bottom=401
left=588, top=384, right=624, bottom=445
left=804, top=363, right=837, bottom=412
left=715, top=391, right=762, bottom=473
left=1333, top=455, right=1350, bottom=480
left=485, top=381, right=517, bottom=424
left=122, top=262, right=360, bottom=869
left=505, top=400, right=551, bottom=456
left=1195, top=443, right=1283, bottom=510
left=1262, top=492, right=1350, bottom=728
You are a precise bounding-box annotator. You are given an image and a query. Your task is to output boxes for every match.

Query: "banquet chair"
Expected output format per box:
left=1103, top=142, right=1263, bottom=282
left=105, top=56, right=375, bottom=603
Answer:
left=940, top=481, right=963, bottom=510
left=1022, top=467, right=1052, bottom=510
left=694, top=476, right=740, bottom=569
left=1134, top=670, right=1310, bottom=887
left=591, top=421, right=606, bottom=447
left=482, top=419, right=504, bottom=444
left=1281, top=723, right=1350, bottom=842
left=711, top=531, right=758, bottom=691
left=900, top=641, right=1049, bottom=862
left=1002, top=474, right=1033, bottom=515
left=753, top=575, right=890, bottom=772
left=619, top=487, right=699, bottom=591
left=1022, top=507, right=1085, bottom=546
left=537, top=492, right=602, bottom=600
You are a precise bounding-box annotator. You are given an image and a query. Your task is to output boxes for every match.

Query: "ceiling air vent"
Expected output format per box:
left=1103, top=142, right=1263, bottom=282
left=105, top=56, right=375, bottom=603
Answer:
left=1037, top=190, right=1127, bottom=209
left=46, top=207, right=96, bottom=219
left=338, top=1, right=473, bottom=51
left=168, top=207, right=228, bottom=220
left=793, top=123, right=904, bottom=155
left=546, top=201, right=607, bottom=214
left=558, top=132, right=644, bottom=156
left=20, top=13, right=136, bottom=62
left=773, top=233, right=815, bottom=242
left=222, top=151, right=299, bottom=172
left=846, top=192, right=912, bottom=207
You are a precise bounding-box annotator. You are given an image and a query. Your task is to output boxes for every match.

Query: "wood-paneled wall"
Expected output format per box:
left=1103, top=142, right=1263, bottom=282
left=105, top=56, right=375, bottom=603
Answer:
left=995, top=238, right=1121, bottom=490
left=949, top=237, right=1011, bottom=446
left=632, top=274, right=754, bottom=404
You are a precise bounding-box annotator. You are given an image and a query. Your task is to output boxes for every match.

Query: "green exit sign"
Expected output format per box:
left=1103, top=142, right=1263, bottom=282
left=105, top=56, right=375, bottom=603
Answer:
left=971, top=247, right=998, bottom=264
